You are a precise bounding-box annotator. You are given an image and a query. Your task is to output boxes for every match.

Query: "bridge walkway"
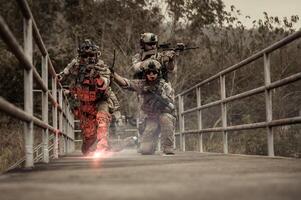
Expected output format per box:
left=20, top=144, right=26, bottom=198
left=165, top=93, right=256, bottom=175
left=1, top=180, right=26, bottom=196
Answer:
left=0, top=149, right=300, bottom=200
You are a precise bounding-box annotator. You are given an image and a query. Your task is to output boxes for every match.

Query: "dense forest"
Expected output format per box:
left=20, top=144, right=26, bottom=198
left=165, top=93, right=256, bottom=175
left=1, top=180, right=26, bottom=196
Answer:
left=0, top=0, right=300, bottom=171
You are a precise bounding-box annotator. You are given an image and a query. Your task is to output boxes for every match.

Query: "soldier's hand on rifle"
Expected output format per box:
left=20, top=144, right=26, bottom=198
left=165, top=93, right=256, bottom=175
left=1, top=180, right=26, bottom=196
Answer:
left=57, top=72, right=64, bottom=81
left=57, top=68, right=70, bottom=81
left=57, top=74, right=62, bottom=81
left=162, top=50, right=176, bottom=62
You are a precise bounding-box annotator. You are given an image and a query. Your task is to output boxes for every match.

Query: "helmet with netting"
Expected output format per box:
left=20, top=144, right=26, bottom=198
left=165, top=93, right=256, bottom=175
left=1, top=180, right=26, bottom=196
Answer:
left=143, top=59, right=161, bottom=77
left=78, top=39, right=99, bottom=56
left=78, top=39, right=99, bottom=64
left=140, top=33, right=158, bottom=49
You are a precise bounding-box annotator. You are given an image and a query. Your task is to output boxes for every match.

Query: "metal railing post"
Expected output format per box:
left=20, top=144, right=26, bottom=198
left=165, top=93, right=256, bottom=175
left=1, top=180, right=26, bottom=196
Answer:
left=58, top=88, right=64, bottom=155
left=69, top=114, right=72, bottom=152
left=0, top=0, right=77, bottom=169
left=178, top=95, right=185, bottom=151
left=42, top=55, right=49, bottom=163
left=64, top=109, right=68, bottom=154
left=23, top=17, right=34, bottom=168
left=264, top=53, right=274, bottom=156
left=71, top=112, right=75, bottom=151
left=157, top=135, right=161, bottom=152
left=52, top=77, right=59, bottom=158
left=196, top=87, right=203, bottom=152
left=220, top=75, right=228, bottom=154
left=67, top=103, right=71, bottom=153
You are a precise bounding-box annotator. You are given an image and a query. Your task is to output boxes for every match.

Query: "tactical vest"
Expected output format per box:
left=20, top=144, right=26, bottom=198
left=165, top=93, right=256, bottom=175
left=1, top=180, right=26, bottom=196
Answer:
left=72, top=64, right=108, bottom=103
left=141, top=80, right=173, bottom=114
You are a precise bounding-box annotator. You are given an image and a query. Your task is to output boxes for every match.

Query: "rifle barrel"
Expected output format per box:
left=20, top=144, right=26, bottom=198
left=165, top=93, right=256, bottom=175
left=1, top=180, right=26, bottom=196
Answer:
left=158, top=46, right=200, bottom=51
left=183, top=47, right=199, bottom=50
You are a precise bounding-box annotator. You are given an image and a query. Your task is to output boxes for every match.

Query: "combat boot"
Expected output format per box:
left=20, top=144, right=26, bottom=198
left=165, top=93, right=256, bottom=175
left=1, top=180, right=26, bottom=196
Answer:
left=140, top=141, right=156, bottom=155
left=162, top=147, right=175, bottom=156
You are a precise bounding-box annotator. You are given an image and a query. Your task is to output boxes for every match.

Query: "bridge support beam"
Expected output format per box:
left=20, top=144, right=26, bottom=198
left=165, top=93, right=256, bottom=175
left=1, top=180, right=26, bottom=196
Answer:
left=264, top=53, right=275, bottom=157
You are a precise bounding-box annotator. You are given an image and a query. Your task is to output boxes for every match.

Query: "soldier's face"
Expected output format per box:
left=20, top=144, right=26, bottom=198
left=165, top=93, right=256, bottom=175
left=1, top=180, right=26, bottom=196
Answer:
left=144, top=43, right=157, bottom=51
left=146, top=71, right=158, bottom=81
left=81, top=53, right=97, bottom=64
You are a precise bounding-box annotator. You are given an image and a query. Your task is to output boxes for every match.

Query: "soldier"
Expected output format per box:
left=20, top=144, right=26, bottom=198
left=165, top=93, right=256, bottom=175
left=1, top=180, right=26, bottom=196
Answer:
left=131, top=32, right=177, bottom=82
left=130, top=33, right=178, bottom=148
left=113, top=59, right=175, bottom=155
left=59, top=47, right=120, bottom=117
left=58, top=39, right=117, bottom=155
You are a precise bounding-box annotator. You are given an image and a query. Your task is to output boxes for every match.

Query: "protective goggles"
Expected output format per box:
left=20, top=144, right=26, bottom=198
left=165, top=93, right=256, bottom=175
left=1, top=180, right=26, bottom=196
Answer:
left=81, top=53, right=96, bottom=58
left=145, top=70, right=158, bottom=75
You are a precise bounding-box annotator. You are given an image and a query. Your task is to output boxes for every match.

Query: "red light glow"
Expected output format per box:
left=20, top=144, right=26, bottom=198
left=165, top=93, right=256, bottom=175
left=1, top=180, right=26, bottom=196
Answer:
left=92, top=150, right=113, bottom=159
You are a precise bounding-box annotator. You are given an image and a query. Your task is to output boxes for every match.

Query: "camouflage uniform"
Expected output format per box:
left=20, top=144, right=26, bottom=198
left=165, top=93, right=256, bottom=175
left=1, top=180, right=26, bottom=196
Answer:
left=131, top=32, right=177, bottom=82
left=118, top=59, right=175, bottom=154
left=132, top=49, right=176, bottom=82
left=59, top=40, right=118, bottom=155
left=131, top=33, right=177, bottom=142
left=62, top=57, right=120, bottom=114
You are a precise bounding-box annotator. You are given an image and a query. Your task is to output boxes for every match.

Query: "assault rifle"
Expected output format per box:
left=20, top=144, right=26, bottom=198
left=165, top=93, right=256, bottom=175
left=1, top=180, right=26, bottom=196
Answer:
left=148, top=90, right=175, bottom=111
left=77, top=63, right=98, bottom=83
left=77, top=63, right=87, bottom=84
left=158, top=43, right=199, bottom=52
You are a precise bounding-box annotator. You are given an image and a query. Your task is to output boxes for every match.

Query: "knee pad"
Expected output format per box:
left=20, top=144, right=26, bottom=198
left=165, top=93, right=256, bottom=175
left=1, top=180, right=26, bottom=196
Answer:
left=140, top=142, right=155, bottom=155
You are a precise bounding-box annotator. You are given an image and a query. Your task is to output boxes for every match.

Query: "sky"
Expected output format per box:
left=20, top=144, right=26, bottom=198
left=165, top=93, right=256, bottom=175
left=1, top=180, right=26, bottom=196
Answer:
left=222, top=0, right=301, bottom=30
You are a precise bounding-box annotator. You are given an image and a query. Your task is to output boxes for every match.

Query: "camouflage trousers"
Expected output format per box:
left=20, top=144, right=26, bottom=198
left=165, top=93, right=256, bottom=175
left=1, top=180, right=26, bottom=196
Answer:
left=139, top=113, right=175, bottom=155
left=80, top=101, right=111, bottom=155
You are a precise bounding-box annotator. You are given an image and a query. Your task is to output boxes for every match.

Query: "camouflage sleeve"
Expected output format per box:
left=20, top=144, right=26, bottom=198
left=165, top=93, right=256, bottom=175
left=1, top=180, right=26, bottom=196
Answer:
left=121, top=79, right=143, bottom=93
left=132, top=53, right=141, bottom=65
left=130, top=53, right=143, bottom=73
left=57, top=58, right=78, bottom=81
left=95, top=60, right=111, bottom=87
left=158, top=51, right=177, bottom=72
left=62, top=58, right=78, bottom=75
left=108, top=89, right=120, bottom=109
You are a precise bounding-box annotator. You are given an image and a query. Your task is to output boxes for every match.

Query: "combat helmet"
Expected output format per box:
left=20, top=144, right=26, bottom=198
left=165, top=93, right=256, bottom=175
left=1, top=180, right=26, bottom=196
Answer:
left=78, top=39, right=99, bottom=64
left=140, top=33, right=158, bottom=49
left=143, top=59, right=162, bottom=79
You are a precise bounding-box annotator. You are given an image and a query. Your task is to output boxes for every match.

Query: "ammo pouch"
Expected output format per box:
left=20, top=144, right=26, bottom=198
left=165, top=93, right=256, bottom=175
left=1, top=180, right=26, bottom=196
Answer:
left=75, top=78, right=107, bottom=102
left=74, top=87, right=97, bottom=102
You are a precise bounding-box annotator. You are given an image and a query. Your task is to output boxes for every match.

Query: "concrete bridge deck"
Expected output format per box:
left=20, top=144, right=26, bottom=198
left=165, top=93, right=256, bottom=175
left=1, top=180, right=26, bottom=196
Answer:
left=0, top=149, right=300, bottom=200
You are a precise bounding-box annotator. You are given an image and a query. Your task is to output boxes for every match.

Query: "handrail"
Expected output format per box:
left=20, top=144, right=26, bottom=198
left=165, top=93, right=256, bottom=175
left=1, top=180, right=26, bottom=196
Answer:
left=178, top=30, right=301, bottom=97
left=182, top=72, right=301, bottom=115
left=0, top=0, right=75, bottom=168
left=176, top=30, right=301, bottom=156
